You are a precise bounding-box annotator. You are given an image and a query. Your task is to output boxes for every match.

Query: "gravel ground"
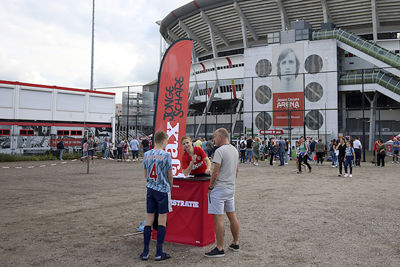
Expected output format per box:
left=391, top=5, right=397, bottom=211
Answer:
left=1, top=156, right=400, bottom=266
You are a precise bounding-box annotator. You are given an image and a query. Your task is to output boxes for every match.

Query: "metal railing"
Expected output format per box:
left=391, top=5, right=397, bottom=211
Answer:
left=340, top=70, right=400, bottom=95
left=313, top=29, right=400, bottom=68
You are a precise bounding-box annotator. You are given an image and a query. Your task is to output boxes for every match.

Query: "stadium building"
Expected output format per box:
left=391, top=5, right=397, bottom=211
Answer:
left=158, top=0, right=400, bottom=149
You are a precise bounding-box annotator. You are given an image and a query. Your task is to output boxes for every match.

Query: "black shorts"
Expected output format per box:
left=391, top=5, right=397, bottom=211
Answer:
left=146, top=188, right=171, bottom=214
left=394, top=150, right=399, bottom=155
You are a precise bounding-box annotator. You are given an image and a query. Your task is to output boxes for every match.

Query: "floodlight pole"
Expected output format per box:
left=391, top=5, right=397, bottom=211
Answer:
left=88, top=0, right=95, bottom=174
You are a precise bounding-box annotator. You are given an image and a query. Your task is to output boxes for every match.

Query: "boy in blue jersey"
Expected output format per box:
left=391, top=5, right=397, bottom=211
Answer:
left=140, top=130, right=173, bottom=261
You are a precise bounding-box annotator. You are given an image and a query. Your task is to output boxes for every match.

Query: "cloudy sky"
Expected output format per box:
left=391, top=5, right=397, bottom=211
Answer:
left=0, top=0, right=189, bottom=90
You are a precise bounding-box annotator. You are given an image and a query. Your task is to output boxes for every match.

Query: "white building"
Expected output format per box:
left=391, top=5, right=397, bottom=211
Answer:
left=0, top=80, right=115, bottom=154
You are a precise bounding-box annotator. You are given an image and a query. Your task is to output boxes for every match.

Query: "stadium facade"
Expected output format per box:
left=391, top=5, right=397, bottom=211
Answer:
left=158, top=0, right=400, bottom=149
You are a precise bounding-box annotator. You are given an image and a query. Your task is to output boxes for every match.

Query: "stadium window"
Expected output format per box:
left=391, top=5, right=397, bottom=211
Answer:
left=20, top=129, right=34, bottom=136
left=71, top=130, right=82, bottom=136
left=57, top=130, right=70, bottom=136
left=0, top=129, right=11, bottom=136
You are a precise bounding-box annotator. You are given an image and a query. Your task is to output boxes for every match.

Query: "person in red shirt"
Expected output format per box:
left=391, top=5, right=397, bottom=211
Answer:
left=181, top=136, right=211, bottom=176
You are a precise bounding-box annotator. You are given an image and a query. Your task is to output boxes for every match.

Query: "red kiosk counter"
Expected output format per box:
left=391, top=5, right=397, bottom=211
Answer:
left=152, top=177, right=215, bottom=247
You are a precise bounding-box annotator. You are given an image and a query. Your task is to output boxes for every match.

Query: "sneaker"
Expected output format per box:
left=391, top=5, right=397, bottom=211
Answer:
left=392, top=161, right=394, bottom=164
left=344, top=173, right=349, bottom=177
left=140, top=252, right=149, bottom=261
left=154, top=253, right=171, bottom=261
left=229, top=244, right=240, bottom=252
left=349, top=174, right=352, bottom=177
left=331, top=165, right=336, bottom=168
left=338, top=174, right=341, bottom=177
left=255, top=163, right=259, bottom=166
left=204, top=247, right=225, bottom=258
left=297, top=171, right=302, bottom=174
left=308, top=167, right=312, bottom=173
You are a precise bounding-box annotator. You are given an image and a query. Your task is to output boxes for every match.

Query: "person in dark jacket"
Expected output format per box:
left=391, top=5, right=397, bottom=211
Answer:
left=57, top=138, right=65, bottom=160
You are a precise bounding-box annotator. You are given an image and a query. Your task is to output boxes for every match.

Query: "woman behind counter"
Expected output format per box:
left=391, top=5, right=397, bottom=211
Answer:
left=181, top=136, right=211, bottom=177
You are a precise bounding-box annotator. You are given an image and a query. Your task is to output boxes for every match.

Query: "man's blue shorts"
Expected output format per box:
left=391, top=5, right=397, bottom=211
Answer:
left=146, top=187, right=172, bottom=214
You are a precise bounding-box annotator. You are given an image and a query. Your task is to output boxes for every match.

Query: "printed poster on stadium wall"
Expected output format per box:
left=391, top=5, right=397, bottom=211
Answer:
left=272, top=43, right=304, bottom=127
left=153, top=39, right=193, bottom=176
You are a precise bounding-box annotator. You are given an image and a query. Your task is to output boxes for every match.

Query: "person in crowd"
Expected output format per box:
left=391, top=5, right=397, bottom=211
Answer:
left=205, top=128, right=240, bottom=258
left=57, top=138, right=65, bottom=160
left=88, top=135, right=96, bottom=163
left=252, top=137, right=261, bottom=166
left=123, top=138, right=130, bottom=161
left=130, top=136, right=140, bottom=161
left=81, top=134, right=87, bottom=161
left=117, top=140, right=124, bottom=161
left=284, top=138, right=289, bottom=164
left=392, top=137, right=399, bottom=164
left=337, top=138, right=346, bottom=176
left=140, top=131, right=173, bottom=261
left=278, top=136, right=286, bottom=166
left=344, top=141, right=356, bottom=177
left=260, top=140, right=265, bottom=161
left=297, top=137, right=311, bottom=173
left=201, top=138, right=207, bottom=153
left=329, top=139, right=337, bottom=168
left=142, top=137, right=150, bottom=155
left=103, top=138, right=110, bottom=159
left=195, top=138, right=203, bottom=148
left=315, top=139, right=325, bottom=164
left=82, top=139, right=88, bottom=162
left=206, top=138, right=214, bottom=158
left=309, top=138, right=317, bottom=165
left=353, top=136, right=362, bottom=167
left=373, top=139, right=379, bottom=165
left=181, top=136, right=211, bottom=176
left=268, top=138, right=276, bottom=166
left=239, top=136, right=246, bottom=163
left=377, top=139, right=386, bottom=167
left=245, top=136, right=253, bottom=164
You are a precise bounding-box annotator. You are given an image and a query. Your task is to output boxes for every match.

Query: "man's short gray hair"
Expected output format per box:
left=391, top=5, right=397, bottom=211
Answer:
left=215, top=128, right=229, bottom=139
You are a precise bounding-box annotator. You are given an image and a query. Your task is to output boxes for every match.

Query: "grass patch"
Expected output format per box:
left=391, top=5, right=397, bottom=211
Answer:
left=0, top=153, right=57, bottom=162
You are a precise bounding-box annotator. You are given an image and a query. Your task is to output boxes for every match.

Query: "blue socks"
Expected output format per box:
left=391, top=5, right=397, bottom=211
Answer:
left=156, top=225, right=166, bottom=256
left=142, top=226, right=152, bottom=255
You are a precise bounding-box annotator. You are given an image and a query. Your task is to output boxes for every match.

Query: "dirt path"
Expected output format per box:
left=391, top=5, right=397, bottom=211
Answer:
left=1, top=158, right=400, bottom=266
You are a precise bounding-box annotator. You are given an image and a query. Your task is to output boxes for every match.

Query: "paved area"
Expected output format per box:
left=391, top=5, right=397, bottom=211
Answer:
left=1, top=157, right=400, bottom=266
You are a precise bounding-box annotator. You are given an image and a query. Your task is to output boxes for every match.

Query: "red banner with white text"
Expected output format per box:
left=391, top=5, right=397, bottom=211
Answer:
left=273, top=92, right=304, bottom=127
left=154, top=39, right=193, bottom=176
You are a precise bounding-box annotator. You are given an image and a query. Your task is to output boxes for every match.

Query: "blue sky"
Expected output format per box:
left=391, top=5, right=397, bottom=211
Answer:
left=0, top=0, right=189, bottom=89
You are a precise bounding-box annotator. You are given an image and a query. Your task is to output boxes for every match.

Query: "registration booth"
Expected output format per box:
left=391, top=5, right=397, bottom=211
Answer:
left=153, top=177, right=215, bottom=247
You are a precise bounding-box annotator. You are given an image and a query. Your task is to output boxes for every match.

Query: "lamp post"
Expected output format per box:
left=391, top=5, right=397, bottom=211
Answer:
left=88, top=0, right=95, bottom=174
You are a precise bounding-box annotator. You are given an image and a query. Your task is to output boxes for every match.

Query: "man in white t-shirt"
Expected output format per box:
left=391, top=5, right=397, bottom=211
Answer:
left=130, top=136, right=140, bottom=161
left=204, top=128, right=240, bottom=258
left=353, top=137, right=362, bottom=167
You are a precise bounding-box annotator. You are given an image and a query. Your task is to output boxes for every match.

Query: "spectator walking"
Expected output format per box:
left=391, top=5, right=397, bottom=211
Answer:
left=82, top=139, right=88, bottom=162
left=57, top=138, right=65, bottom=160
left=284, top=138, right=289, bottom=164
left=239, top=137, right=246, bottom=163
left=103, top=138, right=110, bottom=159
left=88, top=135, right=96, bottom=163
left=205, top=128, right=239, bottom=258
left=344, top=141, right=355, bottom=177
left=81, top=134, right=87, bottom=161
left=297, top=138, right=311, bottom=173
left=315, top=139, right=325, bottom=164
left=377, top=139, right=386, bottom=167
left=245, top=137, right=253, bottom=163
left=309, top=138, right=317, bottom=164
left=337, top=138, right=346, bottom=176
left=329, top=139, right=337, bottom=168
left=252, top=137, right=261, bottom=166
left=278, top=137, right=286, bottom=166
left=392, top=137, right=399, bottom=164
left=268, top=138, right=276, bottom=166
left=353, top=137, right=362, bottom=166
left=130, top=136, right=140, bottom=161
left=117, top=140, right=124, bottom=161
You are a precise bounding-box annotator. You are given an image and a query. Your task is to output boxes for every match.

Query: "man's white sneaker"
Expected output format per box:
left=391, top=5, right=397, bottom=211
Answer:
left=349, top=174, right=352, bottom=177
left=344, top=173, right=349, bottom=177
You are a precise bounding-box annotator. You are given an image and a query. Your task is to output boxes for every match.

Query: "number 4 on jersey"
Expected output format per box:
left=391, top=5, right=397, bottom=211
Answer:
left=149, top=163, right=158, bottom=181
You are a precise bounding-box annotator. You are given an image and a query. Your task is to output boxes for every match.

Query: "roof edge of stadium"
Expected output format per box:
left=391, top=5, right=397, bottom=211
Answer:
left=160, top=0, right=243, bottom=40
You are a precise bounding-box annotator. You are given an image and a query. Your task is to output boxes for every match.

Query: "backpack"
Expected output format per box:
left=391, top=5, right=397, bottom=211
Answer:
left=57, top=141, right=63, bottom=149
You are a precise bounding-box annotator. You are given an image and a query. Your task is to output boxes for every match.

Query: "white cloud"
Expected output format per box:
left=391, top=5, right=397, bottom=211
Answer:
left=0, top=0, right=190, bottom=89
